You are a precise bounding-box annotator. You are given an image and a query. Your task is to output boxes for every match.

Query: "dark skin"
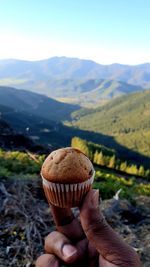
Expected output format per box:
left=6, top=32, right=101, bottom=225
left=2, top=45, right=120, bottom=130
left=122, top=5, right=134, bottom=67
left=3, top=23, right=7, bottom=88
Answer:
left=36, top=189, right=142, bottom=267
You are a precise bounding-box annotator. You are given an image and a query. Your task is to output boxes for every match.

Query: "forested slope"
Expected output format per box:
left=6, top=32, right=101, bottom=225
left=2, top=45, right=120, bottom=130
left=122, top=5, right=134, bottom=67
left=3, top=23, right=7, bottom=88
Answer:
left=70, top=89, right=150, bottom=158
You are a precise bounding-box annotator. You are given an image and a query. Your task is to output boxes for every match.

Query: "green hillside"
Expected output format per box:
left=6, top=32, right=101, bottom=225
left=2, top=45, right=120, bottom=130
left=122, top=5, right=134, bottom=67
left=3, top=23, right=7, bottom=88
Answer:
left=0, top=86, right=79, bottom=121
left=1, top=86, right=150, bottom=168
left=70, top=89, right=150, bottom=159
left=71, top=137, right=150, bottom=179
left=0, top=103, right=79, bottom=148
left=55, top=79, right=142, bottom=107
left=0, top=103, right=118, bottom=150
left=0, top=78, right=143, bottom=108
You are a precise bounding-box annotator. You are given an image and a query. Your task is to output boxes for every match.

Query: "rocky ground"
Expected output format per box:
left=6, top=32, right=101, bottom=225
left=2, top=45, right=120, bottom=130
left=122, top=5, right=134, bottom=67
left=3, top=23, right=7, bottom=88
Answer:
left=0, top=177, right=149, bottom=267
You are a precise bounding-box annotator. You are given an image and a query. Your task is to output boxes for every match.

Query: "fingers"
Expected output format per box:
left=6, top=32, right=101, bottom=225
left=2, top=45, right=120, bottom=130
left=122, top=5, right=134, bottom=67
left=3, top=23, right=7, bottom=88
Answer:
left=44, top=231, right=78, bottom=264
left=36, top=254, right=60, bottom=267
left=100, top=255, right=118, bottom=267
left=50, top=205, right=74, bottom=226
left=44, top=230, right=91, bottom=264
left=87, top=242, right=99, bottom=267
left=80, top=190, right=142, bottom=266
left=51, top=205, right=85, bottom=241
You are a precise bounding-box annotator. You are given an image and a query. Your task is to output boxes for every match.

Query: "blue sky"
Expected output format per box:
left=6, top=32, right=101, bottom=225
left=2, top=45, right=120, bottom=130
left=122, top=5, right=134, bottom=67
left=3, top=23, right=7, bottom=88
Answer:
left=0, top=0, right=149, bottom=64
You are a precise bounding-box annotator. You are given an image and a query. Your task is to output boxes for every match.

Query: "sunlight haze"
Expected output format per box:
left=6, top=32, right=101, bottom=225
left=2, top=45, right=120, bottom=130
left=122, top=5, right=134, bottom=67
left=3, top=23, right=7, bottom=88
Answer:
left=0, top=0, right=149, bottom=64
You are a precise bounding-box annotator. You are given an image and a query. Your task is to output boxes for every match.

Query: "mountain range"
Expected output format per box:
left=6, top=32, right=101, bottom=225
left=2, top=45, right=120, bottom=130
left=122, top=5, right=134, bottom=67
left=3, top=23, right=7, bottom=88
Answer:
left=0, top=85, right=150, bottom=168
left=0, top=57, right=150, bottom=106
left=0, top=56, right=150, bottom=167
left=0, top=57, right=150, bottom=86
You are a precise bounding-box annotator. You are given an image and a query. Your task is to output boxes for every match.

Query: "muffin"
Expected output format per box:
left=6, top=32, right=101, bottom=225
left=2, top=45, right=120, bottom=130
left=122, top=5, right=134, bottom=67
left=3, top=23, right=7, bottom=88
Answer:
left=41, top=147, right=95, bottom=208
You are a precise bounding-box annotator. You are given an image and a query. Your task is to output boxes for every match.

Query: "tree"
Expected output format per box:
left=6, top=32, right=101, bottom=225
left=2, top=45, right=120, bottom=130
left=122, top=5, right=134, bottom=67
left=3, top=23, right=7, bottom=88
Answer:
left=145, top=169, right=150, bottom=178
left=71, top=137, right=90, bottom=158
left=93, top=150, right=99, bottom=164
left=97, top=151, right=105, bottom=166
left=138, top=165, right=145, bottom=177
left=108, top=155, right=116, bottom=169
left=126, top=164, right=138, bottom=175
left=120, top=161, right=127, bottom=172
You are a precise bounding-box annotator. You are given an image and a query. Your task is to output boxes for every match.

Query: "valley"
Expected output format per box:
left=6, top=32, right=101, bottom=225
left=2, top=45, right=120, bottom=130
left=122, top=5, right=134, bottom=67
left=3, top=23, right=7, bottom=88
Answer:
left=0, top=57, right=150, bottom=267
left=0, top=57, right=150, bottom=107
left=0, top=57, right=150, bottom=174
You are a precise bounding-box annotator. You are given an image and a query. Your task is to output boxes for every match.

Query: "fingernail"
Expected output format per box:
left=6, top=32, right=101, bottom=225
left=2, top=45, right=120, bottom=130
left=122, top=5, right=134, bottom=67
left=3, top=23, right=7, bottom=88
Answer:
left=91, top=190, right=99, bottom=208
left=62, top=244, right=77, bottom=258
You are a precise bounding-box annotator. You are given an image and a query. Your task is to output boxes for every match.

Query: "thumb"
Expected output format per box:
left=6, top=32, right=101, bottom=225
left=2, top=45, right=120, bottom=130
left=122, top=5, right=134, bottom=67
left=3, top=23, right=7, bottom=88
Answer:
left=80, top=189, right=141, bottom=266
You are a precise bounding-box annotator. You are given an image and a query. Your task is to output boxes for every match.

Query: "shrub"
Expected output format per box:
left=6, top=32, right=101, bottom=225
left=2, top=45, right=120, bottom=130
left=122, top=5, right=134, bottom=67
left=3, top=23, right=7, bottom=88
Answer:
left=93, top=168, right=150, bottom=200
left=0, top=150, right=45, bottom=178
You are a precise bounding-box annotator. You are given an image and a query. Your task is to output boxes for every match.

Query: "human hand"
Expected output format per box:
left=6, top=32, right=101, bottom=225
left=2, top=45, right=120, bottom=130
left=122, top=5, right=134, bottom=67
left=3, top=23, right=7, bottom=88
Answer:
left=36, top=189, right=142, bottom=267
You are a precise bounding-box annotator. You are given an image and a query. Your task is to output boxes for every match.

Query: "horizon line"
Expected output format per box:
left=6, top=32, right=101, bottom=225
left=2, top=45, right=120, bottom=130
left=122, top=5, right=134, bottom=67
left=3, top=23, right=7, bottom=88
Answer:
left=0, top=56, right=149, bottom=66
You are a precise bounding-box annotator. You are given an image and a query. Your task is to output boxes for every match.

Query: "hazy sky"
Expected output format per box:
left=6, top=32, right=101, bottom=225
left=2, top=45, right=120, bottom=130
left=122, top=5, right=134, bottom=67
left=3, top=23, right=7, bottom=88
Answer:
left=0, top=0, right=149, bottom=64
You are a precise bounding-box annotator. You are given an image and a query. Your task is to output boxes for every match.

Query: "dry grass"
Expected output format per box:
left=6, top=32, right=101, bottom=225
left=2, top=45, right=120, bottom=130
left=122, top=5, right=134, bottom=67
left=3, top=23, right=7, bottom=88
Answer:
left=0, top=178, right=53, bottom=267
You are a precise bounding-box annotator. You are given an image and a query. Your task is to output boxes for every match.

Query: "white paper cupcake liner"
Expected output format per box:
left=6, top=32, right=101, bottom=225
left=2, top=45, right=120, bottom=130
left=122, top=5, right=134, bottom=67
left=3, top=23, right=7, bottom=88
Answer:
left=41, top=171, right=95, bottom=207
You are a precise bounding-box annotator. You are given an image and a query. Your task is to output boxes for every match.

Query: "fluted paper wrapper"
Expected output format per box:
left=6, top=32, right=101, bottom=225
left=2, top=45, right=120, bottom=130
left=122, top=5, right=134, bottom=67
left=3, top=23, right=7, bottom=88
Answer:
left=42, top=172, right=95, bottom=208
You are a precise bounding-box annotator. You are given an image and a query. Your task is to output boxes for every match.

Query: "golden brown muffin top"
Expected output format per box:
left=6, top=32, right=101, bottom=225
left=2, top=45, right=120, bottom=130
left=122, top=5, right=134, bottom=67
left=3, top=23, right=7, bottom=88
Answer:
left=41, top=147, right=94, bottom=183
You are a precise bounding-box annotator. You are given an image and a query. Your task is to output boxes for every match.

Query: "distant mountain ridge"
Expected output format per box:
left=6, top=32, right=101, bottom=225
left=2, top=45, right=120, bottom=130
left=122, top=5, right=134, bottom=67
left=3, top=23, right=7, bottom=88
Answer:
left=0, top=57, right=149, bottom=106
left=59, top=79, right=143, bottom=107
left=0, top=57, right=149, bottom=86
left=0, top=58, right=149, bottom=82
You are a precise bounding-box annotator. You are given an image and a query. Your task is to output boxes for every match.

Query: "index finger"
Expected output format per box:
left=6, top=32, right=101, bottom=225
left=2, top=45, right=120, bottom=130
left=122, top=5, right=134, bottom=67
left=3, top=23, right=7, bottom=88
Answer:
left=80, top=190, right=142, bottom=266
left=50, top=205, right=85, bottom=241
